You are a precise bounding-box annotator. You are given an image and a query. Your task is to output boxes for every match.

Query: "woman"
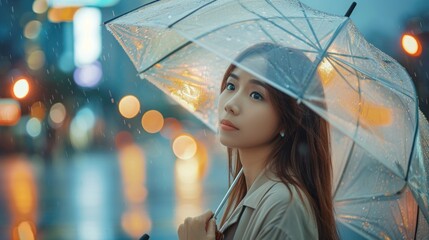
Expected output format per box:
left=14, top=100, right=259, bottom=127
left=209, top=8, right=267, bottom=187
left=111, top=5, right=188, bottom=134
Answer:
left=178, top=43, right=338, bottom=240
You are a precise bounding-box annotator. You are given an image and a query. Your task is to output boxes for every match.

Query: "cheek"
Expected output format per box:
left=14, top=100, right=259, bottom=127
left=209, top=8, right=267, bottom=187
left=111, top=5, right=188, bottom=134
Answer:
left=242, top=106, right=279, bottom=139
left=217, top=92, right=226, bottom=114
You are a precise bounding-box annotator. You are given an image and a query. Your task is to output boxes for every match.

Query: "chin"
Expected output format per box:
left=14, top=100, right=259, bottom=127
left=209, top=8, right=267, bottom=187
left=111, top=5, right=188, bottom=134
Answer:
left=219, top=135, right=239, bottom=148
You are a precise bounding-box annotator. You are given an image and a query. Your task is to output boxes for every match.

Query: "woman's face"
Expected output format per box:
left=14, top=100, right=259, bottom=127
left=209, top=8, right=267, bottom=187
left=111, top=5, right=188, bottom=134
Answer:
left=218, top=55, right=281, bottom=149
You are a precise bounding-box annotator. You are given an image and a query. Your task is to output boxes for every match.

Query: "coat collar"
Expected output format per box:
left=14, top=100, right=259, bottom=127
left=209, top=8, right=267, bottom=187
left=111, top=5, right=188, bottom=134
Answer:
left=219, top=168, right=281, bottom=232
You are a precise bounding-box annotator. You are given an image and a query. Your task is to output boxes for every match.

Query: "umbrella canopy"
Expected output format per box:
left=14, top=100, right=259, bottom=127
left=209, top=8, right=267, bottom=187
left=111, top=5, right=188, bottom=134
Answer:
left=105, top=0, right=429, bottom=238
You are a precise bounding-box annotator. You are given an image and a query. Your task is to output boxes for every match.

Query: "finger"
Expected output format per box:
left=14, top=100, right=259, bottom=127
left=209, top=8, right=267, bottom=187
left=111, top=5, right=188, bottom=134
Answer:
left=177, top=224, right=184, bottom=239
left=206, top=218, right=216, bottom=240
left=201, top=210, right=214, bottom=221
left=184, top=217, right=192, bottom=225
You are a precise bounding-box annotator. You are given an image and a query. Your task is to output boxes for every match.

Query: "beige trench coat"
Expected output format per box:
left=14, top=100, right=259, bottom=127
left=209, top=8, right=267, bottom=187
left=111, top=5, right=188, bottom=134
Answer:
left=219, top=168, right=318, bottom=239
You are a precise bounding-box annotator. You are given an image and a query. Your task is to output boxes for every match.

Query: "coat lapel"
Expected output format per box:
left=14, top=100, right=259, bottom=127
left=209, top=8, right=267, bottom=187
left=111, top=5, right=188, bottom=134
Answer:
left=219, top=200, right=244, bottom=232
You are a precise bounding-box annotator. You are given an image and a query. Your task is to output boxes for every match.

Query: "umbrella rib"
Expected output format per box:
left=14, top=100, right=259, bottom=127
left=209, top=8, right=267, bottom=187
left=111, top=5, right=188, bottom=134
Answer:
left=336, top=220, right=382, bottom=239
left=256, top=21, right=278, bottom=43
left=168, top=0, right=217, bottom=28
left=330, top=56, right=415, bottom=100
left=328, top=52, right=371, bottom=60
left=237, top=0, right=319, bottom=51
left=298, top=1, right=323, bottom=50
left=326, top=56, right=360, bottom=92
left=299, top=18, right=349, bottom=100
left=103, top=0, right=160, bottom=25
left=137, top=40, right=193, bottom=74
left=263, top=0, right=320, bottom=50
left=328, top=56, right=402, bottom=106
left=331, top=39, right=363, bottom=198
left=404, top=89, right=420, bottom=182
left=139, top=16, right=320, bottom=76
left=335, top=184, right=407, bottom=203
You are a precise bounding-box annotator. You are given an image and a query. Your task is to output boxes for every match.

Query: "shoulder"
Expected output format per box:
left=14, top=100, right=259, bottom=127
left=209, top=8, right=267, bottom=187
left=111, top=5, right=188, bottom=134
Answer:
left=252, top=182, right=318, bottom=239
left=255, top=181, right=317, bottom=228
left=258, top=181, right=311, bottom=214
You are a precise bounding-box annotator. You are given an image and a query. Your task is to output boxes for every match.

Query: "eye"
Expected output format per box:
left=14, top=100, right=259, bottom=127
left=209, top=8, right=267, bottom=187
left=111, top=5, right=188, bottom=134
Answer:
left=226, top=82, right=235, bottom=91
left=250, top=92, right=264, bottom=101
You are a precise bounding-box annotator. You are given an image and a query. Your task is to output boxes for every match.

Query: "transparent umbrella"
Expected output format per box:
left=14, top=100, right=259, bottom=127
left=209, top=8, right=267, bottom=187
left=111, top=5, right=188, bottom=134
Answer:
left=105, top=0, right=429, bottom=238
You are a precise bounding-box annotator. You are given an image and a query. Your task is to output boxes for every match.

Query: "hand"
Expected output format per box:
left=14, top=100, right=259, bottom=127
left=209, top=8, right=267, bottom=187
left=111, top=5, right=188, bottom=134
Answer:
left=177, top=210, right=218, bottom=240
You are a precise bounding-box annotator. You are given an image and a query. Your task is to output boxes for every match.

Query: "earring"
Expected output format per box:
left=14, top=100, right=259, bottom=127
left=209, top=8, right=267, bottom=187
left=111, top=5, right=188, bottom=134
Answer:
left=280, top=131, right=285, bottom=138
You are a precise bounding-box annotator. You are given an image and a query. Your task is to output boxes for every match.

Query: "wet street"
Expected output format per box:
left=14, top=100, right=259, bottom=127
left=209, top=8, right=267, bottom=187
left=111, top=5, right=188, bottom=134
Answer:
left=0, top=135, right=229, bottom=240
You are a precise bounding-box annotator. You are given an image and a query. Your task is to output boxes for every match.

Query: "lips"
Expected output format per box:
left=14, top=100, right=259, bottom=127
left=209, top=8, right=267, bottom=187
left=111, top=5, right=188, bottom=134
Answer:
left=220, top=119, right=239, bottom=130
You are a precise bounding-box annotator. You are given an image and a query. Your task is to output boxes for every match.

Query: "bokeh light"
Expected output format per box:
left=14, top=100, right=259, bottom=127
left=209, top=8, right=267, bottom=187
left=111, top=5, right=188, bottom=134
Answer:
left=30, top=102, right=46, bottom=120
left=48, top=7, right=79, bottom=23
left=402, top=34, right=422, bottom=56
left=73, top=61, right=102, bottom=87
left=24, top=20, right=42, bottom=39
left=27, top=50, right=45, bottom=70
left=33, top=0, right=48, bottom=14
left=73, top=7, right=101, bottom=66
left=160, top=117, right=183, bottom=139
left=70, top=107, right=95, bottom=150
left=121, top=208, right=152, bottom=238
left=26, top=118, right=42, bottom=138
left=0, top=99, right=21, bottom=126
left=16, top=221, right=36, bottom=240
left=172, top=135, right=197, bottom=160
left=13, top=79, right=30, bottom=99
left=49, top=102, right=67, bottom=128
left=317, top=58, right=335, bottom=86
left=141, top=110, right=164, bottom=133
left=176, top=158, right=199, bottom=184
left=118, top=95, right=140, bottom=119
left=118, top=144, right=147, bottom=203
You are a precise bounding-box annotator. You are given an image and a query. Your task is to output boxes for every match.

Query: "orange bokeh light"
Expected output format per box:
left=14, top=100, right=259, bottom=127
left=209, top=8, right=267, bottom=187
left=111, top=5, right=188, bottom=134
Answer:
left=141, top=110, right=164, bottom=133
left=0, top=99, right=21, bottom=126
left=48, top=7, right=79, bottom=23
left=30, top=101, right=46, bottom=120
left=13, top=79, right=30, bottom=99
left=402, top=34, right=422, bottom=56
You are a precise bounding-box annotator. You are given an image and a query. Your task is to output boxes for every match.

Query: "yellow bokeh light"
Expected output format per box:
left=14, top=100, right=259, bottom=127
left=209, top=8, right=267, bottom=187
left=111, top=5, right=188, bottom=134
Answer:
left=402, top=34, right=422, bottom=56
left=13, top=79, right=30, bottom=99
left=176, top=158, right=199, bottom=184
left=33, top=0, right=48, bottom=14
left=141, top=110, right=164, bottom=133
left=49, top=102, right=67, bottom=125
left=118, top=95, right=140, bottom=119
left=27, top=50, right=45, bottom=70
left=317, top=58, right=335, bottom=86
left=172, top=135, right=197, bottom=160
left=118, top=144, right=147, bottom=203
left=16, top=221, right=35, bottom=240
left=121, top=208, right=151, bottom=238
left=24, top=20, right=42, bottom=39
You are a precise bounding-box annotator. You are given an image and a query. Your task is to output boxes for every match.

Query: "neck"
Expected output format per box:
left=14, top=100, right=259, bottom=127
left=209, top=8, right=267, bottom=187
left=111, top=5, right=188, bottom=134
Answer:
left=238, top=143, right=273, bottom=191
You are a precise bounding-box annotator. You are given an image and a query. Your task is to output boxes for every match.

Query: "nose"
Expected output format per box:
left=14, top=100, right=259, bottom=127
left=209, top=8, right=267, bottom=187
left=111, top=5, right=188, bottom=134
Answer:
left=224, top=96, right=240, bottom=115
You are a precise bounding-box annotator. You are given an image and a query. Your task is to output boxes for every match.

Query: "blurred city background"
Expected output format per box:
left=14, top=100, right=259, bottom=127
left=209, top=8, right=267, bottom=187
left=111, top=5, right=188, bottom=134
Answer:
left=0, top=0, right=428, bottom=239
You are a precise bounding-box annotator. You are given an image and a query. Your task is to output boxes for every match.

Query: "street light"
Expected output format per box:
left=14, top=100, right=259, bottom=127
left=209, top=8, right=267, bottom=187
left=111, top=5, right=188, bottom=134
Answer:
left=401, top=34, right=422, bottom=57
left=12, top=78, right=30, bottom=99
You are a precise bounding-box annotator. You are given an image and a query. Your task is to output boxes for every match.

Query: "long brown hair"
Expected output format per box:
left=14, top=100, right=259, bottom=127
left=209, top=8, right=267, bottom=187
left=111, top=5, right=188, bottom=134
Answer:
left=219, top=43, right=338, bottom=240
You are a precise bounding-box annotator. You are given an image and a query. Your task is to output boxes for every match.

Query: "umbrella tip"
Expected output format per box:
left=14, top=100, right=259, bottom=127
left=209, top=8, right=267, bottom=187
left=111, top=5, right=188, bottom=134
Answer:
left=344, top=2, right=357, bottom=17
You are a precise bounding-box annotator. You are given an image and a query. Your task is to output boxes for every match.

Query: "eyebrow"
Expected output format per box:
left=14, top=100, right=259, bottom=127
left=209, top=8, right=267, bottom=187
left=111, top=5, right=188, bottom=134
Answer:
left=229, top=73, right=268, bottom=89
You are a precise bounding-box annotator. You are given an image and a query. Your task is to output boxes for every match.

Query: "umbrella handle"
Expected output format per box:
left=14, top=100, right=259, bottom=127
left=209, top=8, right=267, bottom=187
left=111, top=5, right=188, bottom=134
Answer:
left=213, top=168, right=244, bottom=220
left=345, top=2, right=357, bottom=17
